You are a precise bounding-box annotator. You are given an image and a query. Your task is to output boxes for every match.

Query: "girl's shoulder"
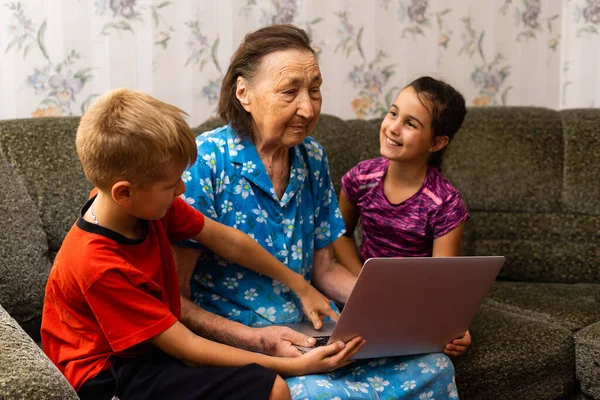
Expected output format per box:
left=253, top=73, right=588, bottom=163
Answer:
left=347, top=157, right=389, bottom=181
left=423, top=168, right=464, bottom=205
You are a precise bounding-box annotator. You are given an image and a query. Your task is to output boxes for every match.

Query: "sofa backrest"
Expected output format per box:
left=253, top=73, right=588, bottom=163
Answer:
left=0, top=117, right=90, bottom=338
left=1, top=108, right=598, bottom=338
left=311, top=109, right=600, bottom=284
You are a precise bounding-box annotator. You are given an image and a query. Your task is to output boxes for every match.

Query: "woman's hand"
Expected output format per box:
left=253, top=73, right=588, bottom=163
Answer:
left=444, top=330, right=471, bottom=357
left=295, top=279, right=340, bottom=329
left=289, top=337, right=365, bottom=376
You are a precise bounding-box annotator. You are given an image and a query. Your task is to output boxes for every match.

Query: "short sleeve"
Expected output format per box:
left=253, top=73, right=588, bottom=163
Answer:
left=431, top=192, right=470, bottom=238
left=309, top=141, right=346, bottom=249
left=85, top=270, right=177, bottom=353
left=162, top=196, right=205, bottom=243
left=178, top=136, right=221, bottom=249
left=341, top=164, right=361, bottom=206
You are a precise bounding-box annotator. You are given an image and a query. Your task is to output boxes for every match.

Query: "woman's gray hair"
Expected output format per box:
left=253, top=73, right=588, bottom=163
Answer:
left=218, top=24, right=316, bottom=138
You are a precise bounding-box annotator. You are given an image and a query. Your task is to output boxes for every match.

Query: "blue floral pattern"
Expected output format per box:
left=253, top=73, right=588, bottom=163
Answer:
left=181, top=125, right=457, bottom=399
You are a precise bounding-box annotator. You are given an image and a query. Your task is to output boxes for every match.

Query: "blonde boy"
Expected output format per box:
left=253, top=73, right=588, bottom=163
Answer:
left=41, top=89, right=363, bottom=400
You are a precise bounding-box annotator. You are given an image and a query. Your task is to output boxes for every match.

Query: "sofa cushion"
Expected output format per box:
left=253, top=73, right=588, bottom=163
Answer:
left=308, top=115, right=380, bottom=194
left=485, top=281, right=600, bottom=331
left=0, top=304, right=78, bottom=399
left=561, top=109, right=600, bottom=216
left=0, top=146, right=50, bottom=340
left=464, top=211, right=600, bottom=283
left=444, top=107, right=563, bottom=213
left=454, top=305, right=575, bottom=399
left=575, top=322, right=600, bottom=398
left=0, top=118, right=92, bottom=258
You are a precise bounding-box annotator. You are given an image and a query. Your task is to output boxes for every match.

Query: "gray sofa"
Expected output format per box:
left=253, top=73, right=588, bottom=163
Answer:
left=1, top=108, right=599, bottom=399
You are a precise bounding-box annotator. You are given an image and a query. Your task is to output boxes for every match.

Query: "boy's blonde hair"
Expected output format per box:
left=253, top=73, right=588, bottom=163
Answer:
left=76, top=88, right=197, bottom=189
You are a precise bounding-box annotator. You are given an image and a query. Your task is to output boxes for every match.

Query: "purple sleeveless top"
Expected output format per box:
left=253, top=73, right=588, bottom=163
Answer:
left=341, top=157, right=469, bottom=261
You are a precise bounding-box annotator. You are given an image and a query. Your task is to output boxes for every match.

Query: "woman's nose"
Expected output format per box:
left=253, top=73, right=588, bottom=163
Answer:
left=296, top=92, right=315, bottom=120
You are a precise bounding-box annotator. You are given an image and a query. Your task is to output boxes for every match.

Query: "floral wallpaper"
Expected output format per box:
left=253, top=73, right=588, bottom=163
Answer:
left=0, top=0, right=599, bottom=125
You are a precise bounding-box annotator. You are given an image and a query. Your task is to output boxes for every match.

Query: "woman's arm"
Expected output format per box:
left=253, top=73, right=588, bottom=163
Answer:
left=191, top=218, right=338, bottom=328
left=311, top=245, right=357, bottom=305
left=172, top=245, right=319, bottom=357
left=332, top=190, right=364, bottom=276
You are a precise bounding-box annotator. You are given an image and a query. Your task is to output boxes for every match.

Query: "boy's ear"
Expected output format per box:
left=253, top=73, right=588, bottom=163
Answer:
left=235, top=77, right=251, bottom=112
left=111, top=181, right=134, bottom=207
left=429, top=135, right=449, bottom=153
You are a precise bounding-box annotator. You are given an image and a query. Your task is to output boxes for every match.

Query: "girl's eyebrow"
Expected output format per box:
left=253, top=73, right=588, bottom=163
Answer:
left=407, top=114, right=424, bottom=128
left=390, top=104, right=424, bottom=128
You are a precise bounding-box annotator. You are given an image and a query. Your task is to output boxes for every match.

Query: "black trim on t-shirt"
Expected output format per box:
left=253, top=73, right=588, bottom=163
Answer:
left=77, top=196, right=148, bottom=245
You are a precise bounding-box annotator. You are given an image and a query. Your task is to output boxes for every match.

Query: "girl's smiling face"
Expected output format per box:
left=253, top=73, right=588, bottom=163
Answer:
left=379, top=86, right=437, bottom=165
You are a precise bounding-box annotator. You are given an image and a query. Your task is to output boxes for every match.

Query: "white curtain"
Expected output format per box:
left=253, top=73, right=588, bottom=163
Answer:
left=0, top=0, right=599, bottom=126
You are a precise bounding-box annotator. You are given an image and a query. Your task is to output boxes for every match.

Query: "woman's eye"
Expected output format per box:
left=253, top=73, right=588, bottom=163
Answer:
left=283, top=89, right=297, bottom=95
left=388, top=110, right=397, bottom=117
left=407, top=121, right=415, bottom=128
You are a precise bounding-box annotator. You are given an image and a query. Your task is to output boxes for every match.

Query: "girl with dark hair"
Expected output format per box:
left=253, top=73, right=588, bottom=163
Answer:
left=334, top=76, right=472, bottom=355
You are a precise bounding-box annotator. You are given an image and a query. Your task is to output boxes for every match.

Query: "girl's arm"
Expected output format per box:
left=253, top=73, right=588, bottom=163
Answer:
left=432, top=222, right=471, bottom=357
left=332, top=190, right=364, bottom=276
left=431, top=222, right=466, bottom=257
left=191, top=218, right=339, bottom=329
left=151, top=320, right=364, bottom=376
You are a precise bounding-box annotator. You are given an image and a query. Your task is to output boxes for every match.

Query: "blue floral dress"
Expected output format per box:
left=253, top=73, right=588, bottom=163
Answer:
left=182, top=125, right=458, bottom=399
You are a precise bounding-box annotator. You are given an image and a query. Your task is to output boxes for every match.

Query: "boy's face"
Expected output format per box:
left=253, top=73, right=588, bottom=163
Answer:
left=129, top=163, right=187, bottom=220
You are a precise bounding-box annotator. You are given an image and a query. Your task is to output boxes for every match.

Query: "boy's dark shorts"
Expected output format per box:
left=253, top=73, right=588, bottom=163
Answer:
left=78, top=350, right=278, bottom=400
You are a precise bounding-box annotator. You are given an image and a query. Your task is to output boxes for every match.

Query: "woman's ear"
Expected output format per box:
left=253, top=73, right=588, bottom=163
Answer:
left=429, top=135, right=450, bottom=153
left=111, top=181, right=134, bottom=207
left=235, top=77, right=251, bottom=112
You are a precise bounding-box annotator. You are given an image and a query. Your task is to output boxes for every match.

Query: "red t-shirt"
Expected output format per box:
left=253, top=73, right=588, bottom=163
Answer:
left=41, top=196, right=205, bottom=391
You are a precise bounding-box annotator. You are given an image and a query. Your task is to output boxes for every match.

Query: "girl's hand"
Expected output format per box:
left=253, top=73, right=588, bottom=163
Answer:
left=444, top=330, right=471, bottom=357
left=292, top=337, right=365, bottom=375
left=296, top=280, right=340, bottom=329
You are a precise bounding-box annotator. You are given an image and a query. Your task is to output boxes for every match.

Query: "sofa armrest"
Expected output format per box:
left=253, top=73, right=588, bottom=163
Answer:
left=575, top=321, right=600, bottom=399
left=0, top=304, right=78, bottom=399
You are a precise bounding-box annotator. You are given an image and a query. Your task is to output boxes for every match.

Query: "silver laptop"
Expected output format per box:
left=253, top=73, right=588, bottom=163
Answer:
left=284, top=256, right=505, bottom=359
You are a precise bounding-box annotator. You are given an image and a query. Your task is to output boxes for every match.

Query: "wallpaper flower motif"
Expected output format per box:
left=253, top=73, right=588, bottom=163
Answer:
left=242, top=0, right=323, bottom=54
left=0, top=0, right=598, bottom=122
left=185, top=19, right=222, bottom=118
left=336, top=12, right=398, bottom=119
left=460, top=17, right=512, bottom=106
left=95, top=0, right=174, bottom=49
left=574, top=0, right=600, bottom=36
left=500, top=0, right=560, bottom=50
left=381, top=0, right=453, bottom=48
left=4, top=1, right=97, bottom=117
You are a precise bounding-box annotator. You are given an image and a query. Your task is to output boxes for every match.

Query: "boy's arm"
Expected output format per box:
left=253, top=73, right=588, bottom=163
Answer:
left=190, top=219, right=339, bottom=328
left=151, top=319, right=364, bottom=376
left=333, top=190, right=363, bottom=276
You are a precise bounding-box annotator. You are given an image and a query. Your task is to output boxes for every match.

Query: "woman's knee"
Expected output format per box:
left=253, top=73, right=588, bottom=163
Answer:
left=268, top=375, right=291, bottom=400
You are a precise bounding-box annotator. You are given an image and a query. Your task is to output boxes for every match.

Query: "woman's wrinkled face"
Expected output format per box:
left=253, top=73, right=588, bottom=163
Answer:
left=238, top=49, right=322, bottom=149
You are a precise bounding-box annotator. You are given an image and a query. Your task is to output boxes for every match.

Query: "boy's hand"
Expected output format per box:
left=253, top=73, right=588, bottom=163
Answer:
left=296, top=280, right=339, bottom=329
left=291, top=337, right=365, bottom=375
left=444, top=330, right=471, bottom=357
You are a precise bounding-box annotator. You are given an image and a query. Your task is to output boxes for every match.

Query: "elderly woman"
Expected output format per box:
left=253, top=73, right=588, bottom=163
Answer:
left=174, top=24, right=462, bottom=399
